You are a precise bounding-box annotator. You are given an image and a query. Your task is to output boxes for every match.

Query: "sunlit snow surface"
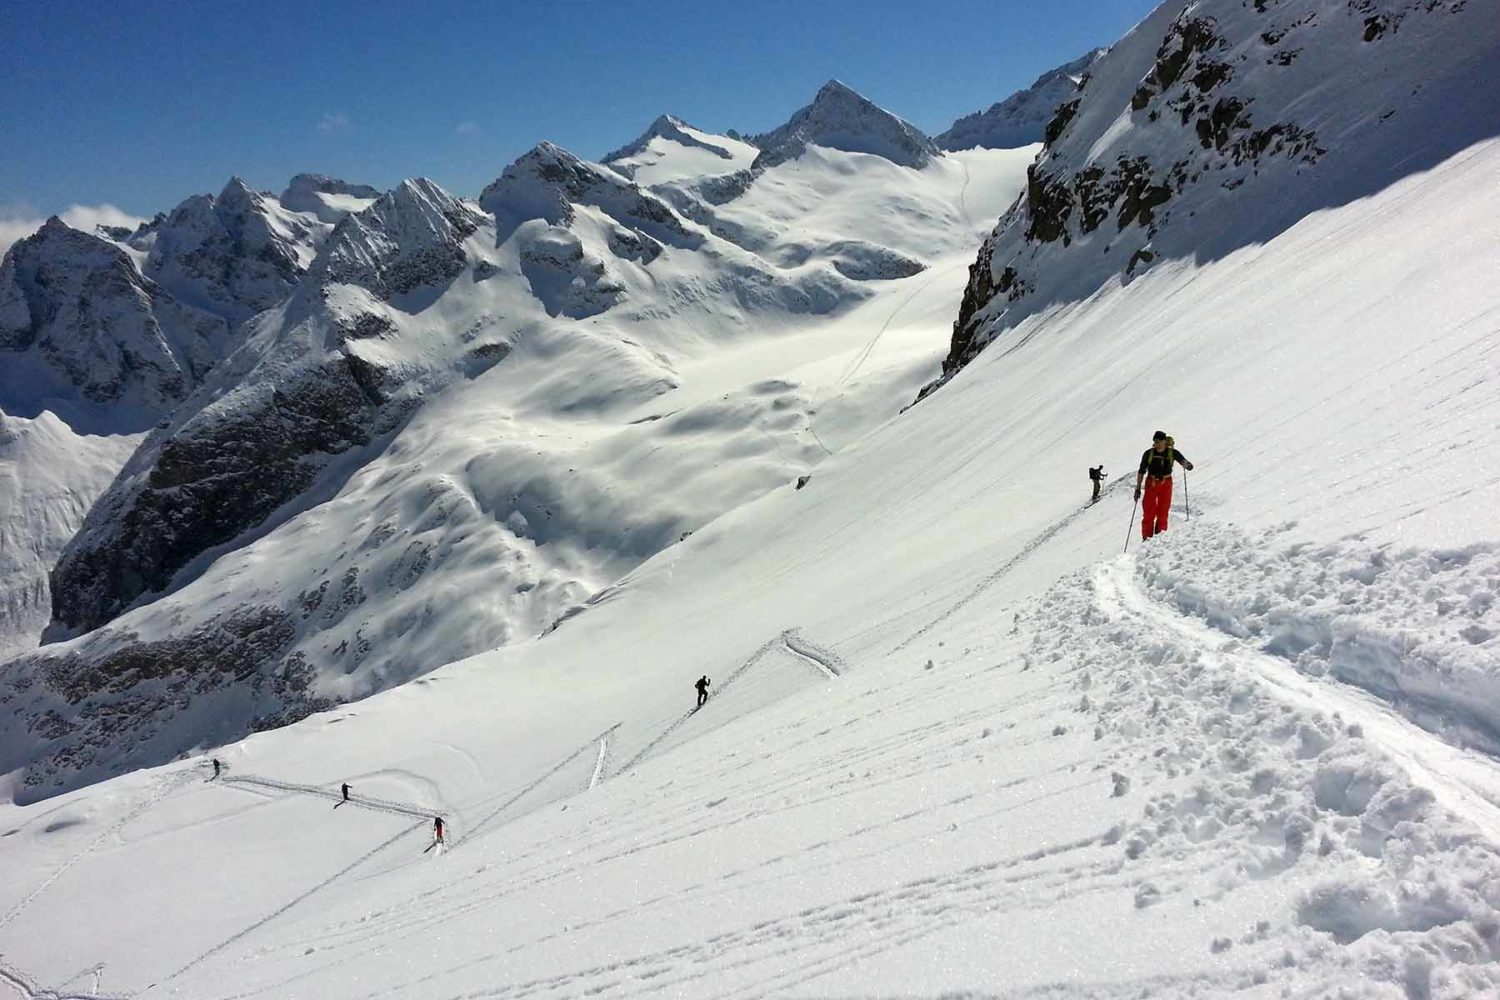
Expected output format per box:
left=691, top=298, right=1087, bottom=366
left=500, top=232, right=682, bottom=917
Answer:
left=2, top=137, right=1500, bottom=1000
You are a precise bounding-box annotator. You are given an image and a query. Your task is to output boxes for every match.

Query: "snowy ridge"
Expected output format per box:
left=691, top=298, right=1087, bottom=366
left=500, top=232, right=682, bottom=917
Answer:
left=936, top=48, right=1106, bottom=151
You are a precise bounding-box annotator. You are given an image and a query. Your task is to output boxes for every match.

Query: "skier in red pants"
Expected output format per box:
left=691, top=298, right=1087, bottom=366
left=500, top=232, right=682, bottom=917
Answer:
left=1135, top=431, right=1193, bottom=540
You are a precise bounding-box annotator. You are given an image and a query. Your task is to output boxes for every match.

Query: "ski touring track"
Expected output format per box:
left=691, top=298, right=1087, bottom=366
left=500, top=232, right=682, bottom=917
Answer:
left=0, top=769, right=199, bottom=935
left=149, top=819, right=428, bottom=991
left=616, top=629, right=842, bottom=775
left=466, top=724, right=622, bottom=841
left=890, top=476, right=1131, bottom=655
left=220, top=774, right=441, bottom=826
left=1095, top=556, right=1500, bottom=845
left=0, top=957, right=126, bottom=1000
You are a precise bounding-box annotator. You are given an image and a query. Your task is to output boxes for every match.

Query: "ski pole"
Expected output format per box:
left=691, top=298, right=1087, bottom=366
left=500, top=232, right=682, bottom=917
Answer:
left=1124, top=480, right=1140, bottom=554
left=1183, top=468, right=1190, bottom=522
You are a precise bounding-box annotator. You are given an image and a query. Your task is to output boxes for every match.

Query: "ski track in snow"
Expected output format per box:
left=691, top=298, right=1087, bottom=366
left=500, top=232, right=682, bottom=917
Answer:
left=588, top=734, right=609, bottom=791
left=466, top=724, right=621, bottom=840
left=219, top=774, right=440, bottom=826
left=1098, top=558, right=1500, bottom=845
left=779, top=629, right=842, bottom=679
left=0, top=957, right=126, bottom=1000
left=891, top=476, right=1130, bottom=654
left=155, top=819, right=427, bottom=988
left=0, top=769, right=198, bottom=934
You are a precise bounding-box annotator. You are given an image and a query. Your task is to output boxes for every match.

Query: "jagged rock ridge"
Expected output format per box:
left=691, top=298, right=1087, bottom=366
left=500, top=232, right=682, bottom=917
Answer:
left=931, top=0, right=1493, bottom=391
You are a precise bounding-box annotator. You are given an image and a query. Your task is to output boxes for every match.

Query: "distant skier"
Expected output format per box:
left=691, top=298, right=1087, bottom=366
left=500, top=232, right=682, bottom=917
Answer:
left=211, top=758, right=221, bottom=780
left=1089, top=465, right=1107, bottom=504
left=433, top=816, right=446, bottom=847
left=694, top=675, right=711, bottom=709
left=341, top=782, right=351, bottom=803
left=1134, top=431, right=1193, bottom=540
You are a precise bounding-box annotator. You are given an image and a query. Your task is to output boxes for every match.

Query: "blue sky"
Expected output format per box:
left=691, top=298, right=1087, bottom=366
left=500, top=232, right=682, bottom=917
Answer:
left=0, top=0, right=1159, bottom=220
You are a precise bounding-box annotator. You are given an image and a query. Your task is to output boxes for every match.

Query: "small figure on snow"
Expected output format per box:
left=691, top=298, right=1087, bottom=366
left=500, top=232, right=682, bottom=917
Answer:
left=694, top=675, right=711, bottom=709
left=433, top=816, right=446, bottom=847
left=1134, top=431, right=1193, bottom=540
left=211, top=758, right=222, bottom=780
left=1089, top=465, right=1107, bottom=504
left=341, top=782, right=351, bottom=803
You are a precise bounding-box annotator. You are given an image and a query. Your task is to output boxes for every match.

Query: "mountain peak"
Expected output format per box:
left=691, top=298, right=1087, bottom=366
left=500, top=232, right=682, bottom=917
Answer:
left=603, top=115, right=738, bottom=167
left=751, top=80, right=939, bottom=170
left=280, top=173, right=382, bottom=223
left=936, top=49, right=1106, bottom=151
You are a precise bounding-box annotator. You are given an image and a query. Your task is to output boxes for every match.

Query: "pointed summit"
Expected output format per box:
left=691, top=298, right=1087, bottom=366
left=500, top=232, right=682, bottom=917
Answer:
left=603, top=114, right=737, bottom=166
left=316, top=177, right=482, bottom=299
left=751, top=80, right=940, bottom=170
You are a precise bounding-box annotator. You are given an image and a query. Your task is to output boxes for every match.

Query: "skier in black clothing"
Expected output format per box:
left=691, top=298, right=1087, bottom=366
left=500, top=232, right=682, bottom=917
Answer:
left=694, top=675, right=711, bottom=709
left=341, top=782, right=351, bottom=802
left=211, top=758, right=221, bottom=779
left=433, top=816, right=446, bottom=846
left=1089, top=465, right=1106, bottom=504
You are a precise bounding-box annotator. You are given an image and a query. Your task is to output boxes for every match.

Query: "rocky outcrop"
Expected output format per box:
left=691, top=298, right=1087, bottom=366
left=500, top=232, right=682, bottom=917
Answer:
left=0, top=218, right=229, bottom=425
left=751, top=80, right=941, bottom=170
left=929, top=0, right=1486, bottom=390
left=132, top=178, right=320, bottom=325
left=936, top=50, right=1106, bottom=151
left=1, top=602, right=330, bottom=801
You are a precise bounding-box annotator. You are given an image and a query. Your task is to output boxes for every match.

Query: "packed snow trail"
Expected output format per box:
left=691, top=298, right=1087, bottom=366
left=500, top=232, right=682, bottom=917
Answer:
left=0, top=769, right=197, bottom=933
left=220, top=775, right=440, bottom=825
left=1097, top=557, right=1500, bottom=844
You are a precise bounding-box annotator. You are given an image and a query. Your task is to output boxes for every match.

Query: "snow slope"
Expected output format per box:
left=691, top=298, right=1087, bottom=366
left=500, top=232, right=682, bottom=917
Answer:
left=936, top=48, right=1107, bottom=151
left=3, top=127, right=1034, bottom=798
left=0, top=111, right=1496, bottom=999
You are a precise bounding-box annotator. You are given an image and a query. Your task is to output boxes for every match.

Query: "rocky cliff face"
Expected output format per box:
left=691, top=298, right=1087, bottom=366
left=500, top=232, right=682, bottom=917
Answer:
left=49, top=179, right=487, bottom=639
left=750, top=80, right=941, bottom=170
left=131, top=178, right=322, bottom=326
left=932, top=0, right=1494, bottom=390
left=0, top=218, right=230, bottom=427
left=936, top=50, right=1106, bottom=151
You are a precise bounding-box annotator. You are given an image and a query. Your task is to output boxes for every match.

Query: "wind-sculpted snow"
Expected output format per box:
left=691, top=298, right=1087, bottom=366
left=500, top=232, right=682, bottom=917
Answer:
left=933, top=0, right=1498, bottom=389
left=936, top=49, right=1105, bottom=151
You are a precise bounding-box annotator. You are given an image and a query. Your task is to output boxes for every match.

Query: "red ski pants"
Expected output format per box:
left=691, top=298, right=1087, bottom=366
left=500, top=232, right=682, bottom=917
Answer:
left=1141, top=476, right=1173, bottom=540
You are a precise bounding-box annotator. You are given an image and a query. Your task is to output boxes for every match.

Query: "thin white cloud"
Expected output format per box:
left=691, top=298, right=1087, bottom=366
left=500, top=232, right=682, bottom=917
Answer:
left=0, top=203, right=148, bottom=253
left=455, top=121, right=480, bottom=136
left=317, top=112, right=354, bottom=134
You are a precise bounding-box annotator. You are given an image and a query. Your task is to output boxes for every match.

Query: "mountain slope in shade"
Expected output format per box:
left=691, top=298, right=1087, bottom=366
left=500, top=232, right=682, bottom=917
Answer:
left=933, top=0, right=1497, bottom=386
left=936, top=49, right=1106, bottom=150
left=279, top=173, right=382, bottom=224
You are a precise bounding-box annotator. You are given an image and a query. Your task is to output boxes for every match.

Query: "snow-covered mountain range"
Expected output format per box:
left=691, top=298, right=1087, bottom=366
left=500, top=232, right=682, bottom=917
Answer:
left=2, top=4, right=1498, bottom=993
left=0, top=77, right=1034, bottom=799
